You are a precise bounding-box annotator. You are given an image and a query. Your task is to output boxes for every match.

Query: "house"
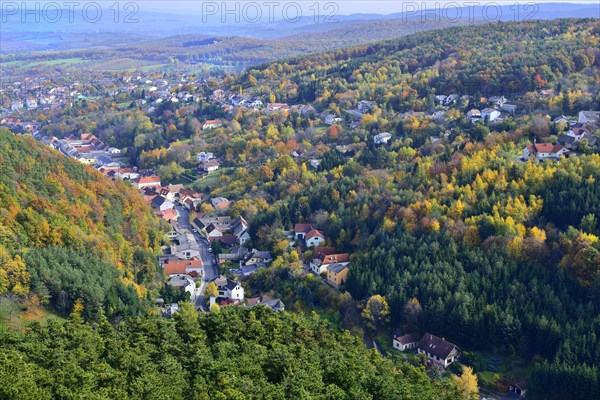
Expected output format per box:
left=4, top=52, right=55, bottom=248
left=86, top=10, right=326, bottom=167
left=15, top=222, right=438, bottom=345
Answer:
left=509, top=380, right=528, bottom=398
left=392, top=332, right=421, bottom=351
left=305, top=229, right=325, bottom=247
left=211, top=197, right=232, bottom=210
left=211, top=235, right=238, bottom=248
left=578, top=110, right=600, bottom=125
left=293, top=104, right=317, bottom=116
left=205, top=223, right=224, bottom=238
left=249, top=98, right=263, bottom=107
left=357, top=100, right=375, bottom=113
left=230, top=263, right=265, bottom=277
left=163, top=258, right=203, bottom=277
left=202, top=119, right=222, bottom=130
left=213, top=275, right=244, bottom=300
left=157, top=208, right=178, bottom=223
left=151, top=196, right=175, bottom=211
left=327, top=263, right=349, bottom=288
left=172, top=233, right=200, bottom=259
left=522, top=143, right=569, bottom=160
left=373, top=132, right=392, bottom=144
left=310, top=253, right=350, bottom=275
left=197, top=151, right=214, bottom=162
left=199, top=159, right=220, bottom=172
left=325, top=114, right=342, bottom=125
left=26, top=98, right=37, bottom=109
left=501, top=101, right=522, bottom=114
left=247, top=295, right=285, bottom=312
left=266, top=103, right=290, bottom=114
left=310, top=159, right=321, bottom=169
left=467, top=109, right=481, bottom=119
left=488, top=96, right=507, bottom=107
left=295, top=223, right=316, bottom=240
left=241, top=249, right=272, bottom=266
left=553, top=115, right=577, bottom=126
left=133, top=175, right=161, bottom=189
left=481, top=108, right=501, bottom=122
left=164, top=303, right=180, bottom=317
left=231, top=216, right=249, bottom=236
left=10, top=101, right=23, bottom=111
left=417, top=333, right=460, bottom=368
left=167, top=274, right=196, bottom=299
left=193, top=216, right=232, bottom=232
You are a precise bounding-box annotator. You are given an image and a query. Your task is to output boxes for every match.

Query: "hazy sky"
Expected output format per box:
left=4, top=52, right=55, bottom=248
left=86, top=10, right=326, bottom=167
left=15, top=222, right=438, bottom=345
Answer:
left=137, top=0, right=599, bottom=16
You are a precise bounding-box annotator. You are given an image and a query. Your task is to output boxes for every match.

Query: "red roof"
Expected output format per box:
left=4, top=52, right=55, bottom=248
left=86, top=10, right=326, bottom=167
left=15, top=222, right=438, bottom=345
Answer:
left=163, top=259, right=203, bottom=275
left=313, top=246, right=336, bottom=259
left=157, top=208, right=177, bottom=222
left=527, top=143, right=565, bottom=154
left=136, top=175, right=161, bottom=184
left=322, top=253, right=349, bottom=264
left=295, top=223, right=315, bottom=234
left=306, top=229, right=325, bottom=240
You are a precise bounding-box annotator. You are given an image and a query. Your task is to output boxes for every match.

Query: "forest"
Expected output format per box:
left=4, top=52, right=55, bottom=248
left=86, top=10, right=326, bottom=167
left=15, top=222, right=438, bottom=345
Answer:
left=0, top=306, right=465, bottom=400
left=0, top=129, right=166, bottom=321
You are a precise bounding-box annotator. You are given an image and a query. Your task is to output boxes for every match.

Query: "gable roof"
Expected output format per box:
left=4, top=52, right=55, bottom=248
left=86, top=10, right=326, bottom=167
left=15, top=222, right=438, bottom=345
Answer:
left=394, top=332, right=421, bottom=345
left=295, top=223, right=315, bottom=234
left=526, top=143, right=565, bottom=154
left=418, top=333, right=459, bottom=360
left=313, top=246, right=336, bottom=259
left=163, top=259, right=203, bottom=275
left=306, top=229, right=325, bottom=241
left=322, top=253, right=350, bottom=265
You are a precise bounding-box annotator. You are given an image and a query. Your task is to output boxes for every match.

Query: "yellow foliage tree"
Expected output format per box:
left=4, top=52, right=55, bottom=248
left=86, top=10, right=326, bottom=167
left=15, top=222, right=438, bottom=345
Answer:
left=452, top=365, right=479, bottom=400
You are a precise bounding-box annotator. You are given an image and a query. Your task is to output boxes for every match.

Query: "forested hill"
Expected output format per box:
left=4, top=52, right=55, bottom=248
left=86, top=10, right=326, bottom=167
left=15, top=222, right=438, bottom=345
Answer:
left=238, top=18, right=600, bottom=105
left=0, top=129, right=165, bottom=321
left=0, top=306, right=465, bottom=400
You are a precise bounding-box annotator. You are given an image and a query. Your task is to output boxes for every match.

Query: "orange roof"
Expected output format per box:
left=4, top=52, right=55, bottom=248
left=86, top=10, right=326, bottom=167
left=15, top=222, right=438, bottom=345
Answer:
left=163, top=259, right=203, bottom=275
left=204, top=119, right=221, bottom=125
left=136, top=175, right=161, bottom=184
left=313, top=246, right=336, bottom=259
left=158, top=208, right=177, bottom=222
left=322, top=253, right=349, bottom=264
left=527, top=143, right=565, bottom=154
left=306, top=229, right=325, bottom=240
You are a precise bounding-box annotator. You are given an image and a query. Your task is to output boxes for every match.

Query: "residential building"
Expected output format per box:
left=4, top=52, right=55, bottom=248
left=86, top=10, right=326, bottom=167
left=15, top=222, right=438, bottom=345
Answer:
left=373, top=132, right=392, bottom=144
left=246, top=295, right=285, bottom=312
left=481, top=108, right=501, bottom=122
left=392, top=333, right=421, bottom=351
left=327, top=263, right=349, bottom=288
left=305, top=228, right=325, bottom=247
left=508, top=381, right=528, bottom=398
left=325, top=114, right=342, bottom=125
left=202, top=119, right=222, bottom=130
left=197, top=151, right=215, bottom=162
left=172, top=233, right=200, bottom=259
left=167, top=275, right=195, bottom=299
left=417, top=333, right=460, bottom=368
left=163, top=258, right=203, bottom=277
left=578, top=110, right=600, bottom=125
left=241, top=249, right=272, bottom=266
left=133, top=175, right=161, bottom=189
left=199, top=159, right=220, bottom=172
left=310, top=252, right=350, bottom=275
left=214, top=275, right=244, bottom=300
left=522, top=143, right=569, bottom=160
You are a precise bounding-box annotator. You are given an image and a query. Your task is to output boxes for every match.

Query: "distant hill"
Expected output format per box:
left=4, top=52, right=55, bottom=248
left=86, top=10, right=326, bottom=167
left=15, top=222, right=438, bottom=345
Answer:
left=0, top=130, right=165, bottom=322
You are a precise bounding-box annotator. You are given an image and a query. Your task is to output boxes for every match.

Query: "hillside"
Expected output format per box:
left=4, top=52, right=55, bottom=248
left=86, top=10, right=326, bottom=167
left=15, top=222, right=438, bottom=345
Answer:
left=0, top=306, right=464, bottom=400
left=0, top=129, right=165, bottom=322
left=239, top=18, right=600, bottom=105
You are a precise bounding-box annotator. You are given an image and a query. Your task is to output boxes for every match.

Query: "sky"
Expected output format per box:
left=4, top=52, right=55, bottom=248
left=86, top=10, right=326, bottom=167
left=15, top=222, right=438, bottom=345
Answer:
left=135, top=0, right=599, bottom=16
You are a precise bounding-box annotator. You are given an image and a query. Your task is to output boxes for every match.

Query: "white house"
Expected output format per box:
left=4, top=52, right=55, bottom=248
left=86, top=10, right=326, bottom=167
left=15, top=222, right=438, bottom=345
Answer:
left=481, top=108, right=501, bottom=122
left=522, top=143, right=568, bottom=160
left=392, top=333, right=420, bottom=351
left=202, top=119, right=222, bottom=130
left=167, top=275, right=196, bottom=299
left=374, top=132, right=392, bottom=144
left=305, top=229, right=325, bottom=247
left=197, top=151, right=214, bottom=163
left=199, top=160, right=220, bottom=172
left=579, top=110, right=600, bottom=125
left=325, top=114, right=342, bottom=125
left=214, top=275, right=245, bottom=300
left=417, top=333, right=460, bottom=368
left=173, top=233, right=200, bottom=259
